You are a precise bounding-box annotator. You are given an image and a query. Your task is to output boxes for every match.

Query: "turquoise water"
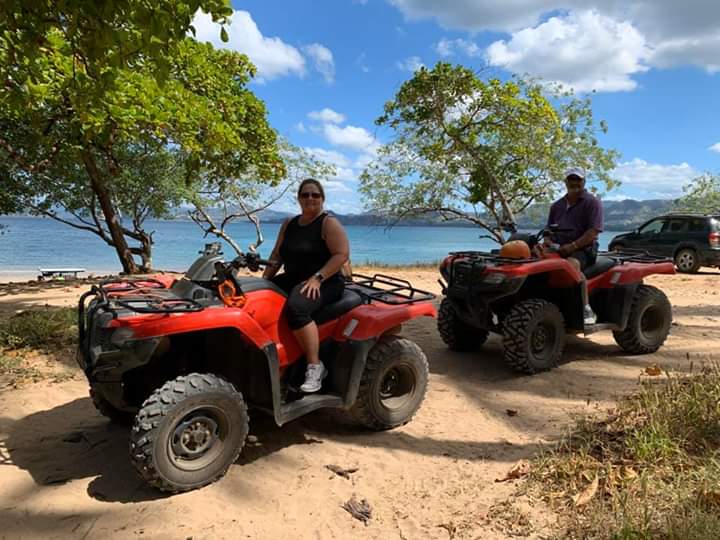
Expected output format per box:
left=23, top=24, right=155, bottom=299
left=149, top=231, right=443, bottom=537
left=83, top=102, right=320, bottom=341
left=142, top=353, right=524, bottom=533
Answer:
left=0, top=216, right=623, bottom=276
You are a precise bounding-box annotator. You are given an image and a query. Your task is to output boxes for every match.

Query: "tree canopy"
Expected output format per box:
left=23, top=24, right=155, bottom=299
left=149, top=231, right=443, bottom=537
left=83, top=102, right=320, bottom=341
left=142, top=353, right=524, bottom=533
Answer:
left=360, top=63, right=620, bottom=242
left=1, top=2, right=285, bottom=273
left=673, top=174, right=720, bottom=214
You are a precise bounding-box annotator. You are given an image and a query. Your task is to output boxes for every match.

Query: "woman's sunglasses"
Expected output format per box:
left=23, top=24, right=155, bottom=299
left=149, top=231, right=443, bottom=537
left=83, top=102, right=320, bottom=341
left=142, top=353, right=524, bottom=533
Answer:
left=300, top=192, right=322, bottom=199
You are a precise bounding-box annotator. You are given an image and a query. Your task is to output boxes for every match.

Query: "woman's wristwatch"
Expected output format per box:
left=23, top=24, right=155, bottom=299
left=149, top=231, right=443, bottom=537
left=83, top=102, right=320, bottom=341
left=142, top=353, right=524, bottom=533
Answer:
left=313, top=272, right=324, bottom=283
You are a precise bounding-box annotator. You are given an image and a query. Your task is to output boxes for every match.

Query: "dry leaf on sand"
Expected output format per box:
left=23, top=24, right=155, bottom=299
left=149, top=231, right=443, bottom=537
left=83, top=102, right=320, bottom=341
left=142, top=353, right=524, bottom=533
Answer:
left=495, top=460, right=531, bottom=482
left=644, top=365, right=662, bottom=376
left=572, top=476, right=599, bottom=507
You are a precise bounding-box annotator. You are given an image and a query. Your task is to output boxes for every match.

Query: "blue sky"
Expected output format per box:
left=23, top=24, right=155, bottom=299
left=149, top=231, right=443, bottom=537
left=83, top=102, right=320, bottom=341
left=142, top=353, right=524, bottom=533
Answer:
left=193, top=0, right=720, bottom=213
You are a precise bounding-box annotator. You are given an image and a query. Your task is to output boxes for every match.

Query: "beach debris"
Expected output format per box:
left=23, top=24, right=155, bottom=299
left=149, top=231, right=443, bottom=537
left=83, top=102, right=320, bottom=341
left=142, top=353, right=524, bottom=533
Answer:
left=495, top=460, right=531, bottom=482
left=342, top=494, right=372, bottom=525
left=572, top=475, right=599, bottom=507
left=326, top=464, right=358, bottom=479
left=505, top=409, right=518, bottom=417
left=644, top=365, right=662, bottom=376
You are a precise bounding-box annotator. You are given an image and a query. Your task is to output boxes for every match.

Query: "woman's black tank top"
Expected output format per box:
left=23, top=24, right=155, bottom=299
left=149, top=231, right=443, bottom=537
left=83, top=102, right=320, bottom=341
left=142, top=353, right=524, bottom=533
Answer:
left=279, top=213, right=332, bottom=282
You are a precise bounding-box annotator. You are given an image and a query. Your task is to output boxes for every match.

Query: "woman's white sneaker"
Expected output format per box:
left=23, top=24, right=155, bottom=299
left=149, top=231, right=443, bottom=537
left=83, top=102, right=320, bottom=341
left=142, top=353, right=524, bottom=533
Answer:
left=300, top=362, right=327, bottom=393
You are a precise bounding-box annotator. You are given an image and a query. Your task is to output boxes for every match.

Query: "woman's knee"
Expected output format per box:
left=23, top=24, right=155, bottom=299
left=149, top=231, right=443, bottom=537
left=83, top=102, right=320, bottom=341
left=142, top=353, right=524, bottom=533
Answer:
left=284, top=286, right=317, bottom=330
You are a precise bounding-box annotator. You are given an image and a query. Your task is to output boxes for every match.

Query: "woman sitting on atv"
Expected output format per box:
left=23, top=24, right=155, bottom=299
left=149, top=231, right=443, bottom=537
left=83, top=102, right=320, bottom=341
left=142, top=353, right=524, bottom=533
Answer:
left=262, top=178, right=350, bottom=393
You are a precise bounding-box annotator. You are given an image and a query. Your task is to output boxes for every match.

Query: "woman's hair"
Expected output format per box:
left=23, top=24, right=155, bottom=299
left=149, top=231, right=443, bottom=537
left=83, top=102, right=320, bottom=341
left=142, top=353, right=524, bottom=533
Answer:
left=297, top=178, right=325, bottom=200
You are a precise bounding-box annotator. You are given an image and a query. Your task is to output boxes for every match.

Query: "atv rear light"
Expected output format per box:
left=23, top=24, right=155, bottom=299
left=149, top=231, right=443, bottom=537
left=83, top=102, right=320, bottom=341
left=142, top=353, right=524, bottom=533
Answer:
left=110, top=326, right=136, bottom=347
left=481, top=272, right=506, bottom=285
left=709, top=232, right=720, bottom=247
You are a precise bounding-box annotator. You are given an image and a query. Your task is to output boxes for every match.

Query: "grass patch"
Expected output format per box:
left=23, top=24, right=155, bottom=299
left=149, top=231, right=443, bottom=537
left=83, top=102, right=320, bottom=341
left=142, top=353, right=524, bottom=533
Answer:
left=0, top=352, right=43, bottom=384
left=0, top=307, right=77, bottom=350
left=530, top=366, right=720, bottom=539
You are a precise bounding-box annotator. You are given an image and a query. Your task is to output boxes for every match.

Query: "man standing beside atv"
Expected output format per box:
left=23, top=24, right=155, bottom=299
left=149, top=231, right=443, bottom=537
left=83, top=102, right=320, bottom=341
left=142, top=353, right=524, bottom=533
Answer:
left=540, top=167, right=603, bottom=325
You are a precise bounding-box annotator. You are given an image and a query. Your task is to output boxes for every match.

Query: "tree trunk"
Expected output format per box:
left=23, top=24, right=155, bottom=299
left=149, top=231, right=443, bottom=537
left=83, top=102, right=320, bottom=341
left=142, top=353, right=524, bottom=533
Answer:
left=139, top=232, right=153, bottom=272
left=81, top=151, right=139, bottom=274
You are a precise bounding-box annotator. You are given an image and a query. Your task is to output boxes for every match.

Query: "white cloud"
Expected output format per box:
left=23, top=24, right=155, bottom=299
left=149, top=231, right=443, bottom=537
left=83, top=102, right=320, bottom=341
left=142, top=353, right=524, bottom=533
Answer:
left=396, top=56, right=425, bottom=72
left=305, top=147, right=352, bottom=169
left=303, top=43, right=336, bottom=83
left=651, top=33, right=720, bottom=73
left=709, top=143, right=720, bottom=153
left=294, top=122, right=307, bottom=133
left=323, top=124, right=380, bottom=152
left=434, top=38, right=482, bottom=57
left=612, top=158, right=700, bottom=198
left=388, top=1, right=720, bottom=73
left=308, top=108, right=346, bottom=124
left=486, top=11, right=651, bottom=92
left=356, top=52, right=371, bottom=73
left=192, top=10, right=305, bottom=80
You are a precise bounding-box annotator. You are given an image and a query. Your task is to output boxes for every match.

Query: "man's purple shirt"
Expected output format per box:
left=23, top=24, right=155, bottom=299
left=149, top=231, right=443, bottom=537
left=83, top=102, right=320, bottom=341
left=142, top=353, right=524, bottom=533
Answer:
left=547, top=189, right=604, bottom=246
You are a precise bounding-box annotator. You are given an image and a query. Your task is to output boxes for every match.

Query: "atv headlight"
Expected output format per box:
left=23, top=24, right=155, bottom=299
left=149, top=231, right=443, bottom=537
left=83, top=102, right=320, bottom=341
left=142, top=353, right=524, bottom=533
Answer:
left=481, top=272, right=506, bottom=285
left=110, top=326, right=136, bottom=347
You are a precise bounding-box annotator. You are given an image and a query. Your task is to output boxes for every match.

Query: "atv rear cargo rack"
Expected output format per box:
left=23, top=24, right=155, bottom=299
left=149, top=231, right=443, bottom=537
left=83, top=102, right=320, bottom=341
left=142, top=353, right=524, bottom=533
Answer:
left=348, top=273, right=435, bottom=305
left=600, top=250, right=673, bottom=264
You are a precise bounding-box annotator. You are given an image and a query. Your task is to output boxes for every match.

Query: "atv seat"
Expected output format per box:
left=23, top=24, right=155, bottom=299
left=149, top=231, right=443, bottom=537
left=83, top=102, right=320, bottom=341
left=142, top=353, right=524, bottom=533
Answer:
left=583, top=256, right=617, bottom=279
left=314, top=289, right=363, bottom=325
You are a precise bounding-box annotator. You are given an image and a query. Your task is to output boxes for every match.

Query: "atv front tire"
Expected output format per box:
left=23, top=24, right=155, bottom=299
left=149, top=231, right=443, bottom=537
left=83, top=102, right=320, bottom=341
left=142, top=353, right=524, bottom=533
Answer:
left=503, top=299, right=565, bottom=374
left=613, top=285, right=672, bottom=354
left=129, top=373, right=249, bottom=493
left=90, top=385, right=134, bottom=425
left=438, top=297, right=489, bottom=351
left=350, top=336, right=428, bottom=430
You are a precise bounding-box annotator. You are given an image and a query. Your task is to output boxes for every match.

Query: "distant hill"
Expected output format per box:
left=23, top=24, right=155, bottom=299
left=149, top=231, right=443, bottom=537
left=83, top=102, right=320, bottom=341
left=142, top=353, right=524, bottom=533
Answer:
left=170, top=198, right=675, bottom=231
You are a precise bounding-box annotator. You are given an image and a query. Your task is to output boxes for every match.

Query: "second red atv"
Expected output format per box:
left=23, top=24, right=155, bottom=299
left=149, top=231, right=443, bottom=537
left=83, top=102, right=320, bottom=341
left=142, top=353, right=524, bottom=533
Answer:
left=77, top=243, right=435, bottom=492
left=437, top=229, right=675, bottom=374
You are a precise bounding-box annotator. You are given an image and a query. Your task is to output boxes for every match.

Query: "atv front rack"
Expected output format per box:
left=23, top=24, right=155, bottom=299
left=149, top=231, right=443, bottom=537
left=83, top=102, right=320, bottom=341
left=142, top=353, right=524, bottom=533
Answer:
left=447, top=251, right=536, bottom=265
left=348, top=273, right=435, bottom=305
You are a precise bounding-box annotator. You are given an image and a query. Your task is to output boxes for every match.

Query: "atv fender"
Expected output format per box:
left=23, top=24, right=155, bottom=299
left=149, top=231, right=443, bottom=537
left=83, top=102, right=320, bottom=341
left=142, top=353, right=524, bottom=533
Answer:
left=331, top=302, right=437, bottom=342
left=114, top=309, right=273, bottom=350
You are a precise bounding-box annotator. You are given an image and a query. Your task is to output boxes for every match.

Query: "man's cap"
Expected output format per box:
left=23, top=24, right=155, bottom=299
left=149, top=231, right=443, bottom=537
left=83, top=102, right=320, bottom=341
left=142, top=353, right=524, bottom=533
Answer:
left=564, top=167, right=586, bottom=180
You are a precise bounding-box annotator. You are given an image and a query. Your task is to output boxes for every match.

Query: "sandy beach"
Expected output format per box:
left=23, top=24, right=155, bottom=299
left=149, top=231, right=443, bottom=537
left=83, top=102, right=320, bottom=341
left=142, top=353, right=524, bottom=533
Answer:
left=0, top=267, right=719, bottom=539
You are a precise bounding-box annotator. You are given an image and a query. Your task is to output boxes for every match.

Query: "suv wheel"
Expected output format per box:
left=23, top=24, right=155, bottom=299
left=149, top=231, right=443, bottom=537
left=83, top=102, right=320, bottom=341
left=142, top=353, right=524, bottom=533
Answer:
left=675, top=248, right=701, bottom=273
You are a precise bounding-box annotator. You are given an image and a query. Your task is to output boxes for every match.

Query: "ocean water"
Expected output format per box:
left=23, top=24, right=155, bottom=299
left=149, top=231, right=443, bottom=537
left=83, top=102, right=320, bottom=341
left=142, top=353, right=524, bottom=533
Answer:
left=0, top=215, right=623, bottom=277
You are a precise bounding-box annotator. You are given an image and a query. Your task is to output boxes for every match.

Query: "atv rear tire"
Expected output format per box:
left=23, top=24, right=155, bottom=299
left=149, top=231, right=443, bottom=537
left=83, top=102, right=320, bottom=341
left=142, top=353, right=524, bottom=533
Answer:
left=438, top=297, right=489, bottom=351
left=90, top=385, right=134, bottom=425
left=503, top=299, right=565, bottom=374
left=613, top=285, right=672, bottom=354
left=350, top=336, right=428, bottom=430
left=674, top=248, right=701, bottom=273
left=129, top=373, right=249, bottom=493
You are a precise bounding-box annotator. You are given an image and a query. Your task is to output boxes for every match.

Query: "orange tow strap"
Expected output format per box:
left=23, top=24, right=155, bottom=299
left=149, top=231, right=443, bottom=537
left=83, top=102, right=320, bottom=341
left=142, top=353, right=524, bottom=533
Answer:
left=218, top=279, right=247, bottom=308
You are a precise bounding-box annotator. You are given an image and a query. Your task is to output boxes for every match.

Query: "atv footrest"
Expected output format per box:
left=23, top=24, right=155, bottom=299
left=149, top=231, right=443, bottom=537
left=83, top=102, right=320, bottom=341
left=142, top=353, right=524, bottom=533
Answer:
left=276, top=393, right=344, bottom=425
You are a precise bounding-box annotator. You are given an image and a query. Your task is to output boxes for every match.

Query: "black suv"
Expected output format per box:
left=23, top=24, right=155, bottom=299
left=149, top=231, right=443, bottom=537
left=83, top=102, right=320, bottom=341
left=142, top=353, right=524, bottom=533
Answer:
left=608, top=213, right=720, bottom=273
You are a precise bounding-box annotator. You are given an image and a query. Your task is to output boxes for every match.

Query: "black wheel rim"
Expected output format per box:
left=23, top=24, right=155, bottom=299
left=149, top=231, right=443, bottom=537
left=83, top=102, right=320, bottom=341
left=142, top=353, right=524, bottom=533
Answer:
left=168, top=406, right=229, bottom=472
left=378, top=363, right=416, bottom=411
left=677, top=251, right=695, bottom=271
left=640, top=305, right=664, bottom=342
left=531, top=321, right=556, bottom=359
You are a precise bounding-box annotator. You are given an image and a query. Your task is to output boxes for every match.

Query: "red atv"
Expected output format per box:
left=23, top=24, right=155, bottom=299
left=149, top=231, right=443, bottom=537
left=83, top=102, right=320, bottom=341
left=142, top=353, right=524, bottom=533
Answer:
left=77, top=243, right=435, bottom=492
left=437, top=229, right=675, bottom=374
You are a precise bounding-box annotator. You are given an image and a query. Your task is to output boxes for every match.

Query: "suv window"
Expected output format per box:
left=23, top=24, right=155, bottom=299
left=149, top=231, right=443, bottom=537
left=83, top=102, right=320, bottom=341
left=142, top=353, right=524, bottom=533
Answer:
left=688, top=218, right=707, bottom=232
left=664, top=219, right=688, bottom=233
left=639, top=219, right=665, bottom=234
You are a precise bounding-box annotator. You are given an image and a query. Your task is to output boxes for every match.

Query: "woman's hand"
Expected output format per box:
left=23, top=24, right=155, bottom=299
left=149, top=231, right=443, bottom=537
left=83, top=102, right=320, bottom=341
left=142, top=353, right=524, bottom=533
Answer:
left=300, top=276, right=322, bottom=299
